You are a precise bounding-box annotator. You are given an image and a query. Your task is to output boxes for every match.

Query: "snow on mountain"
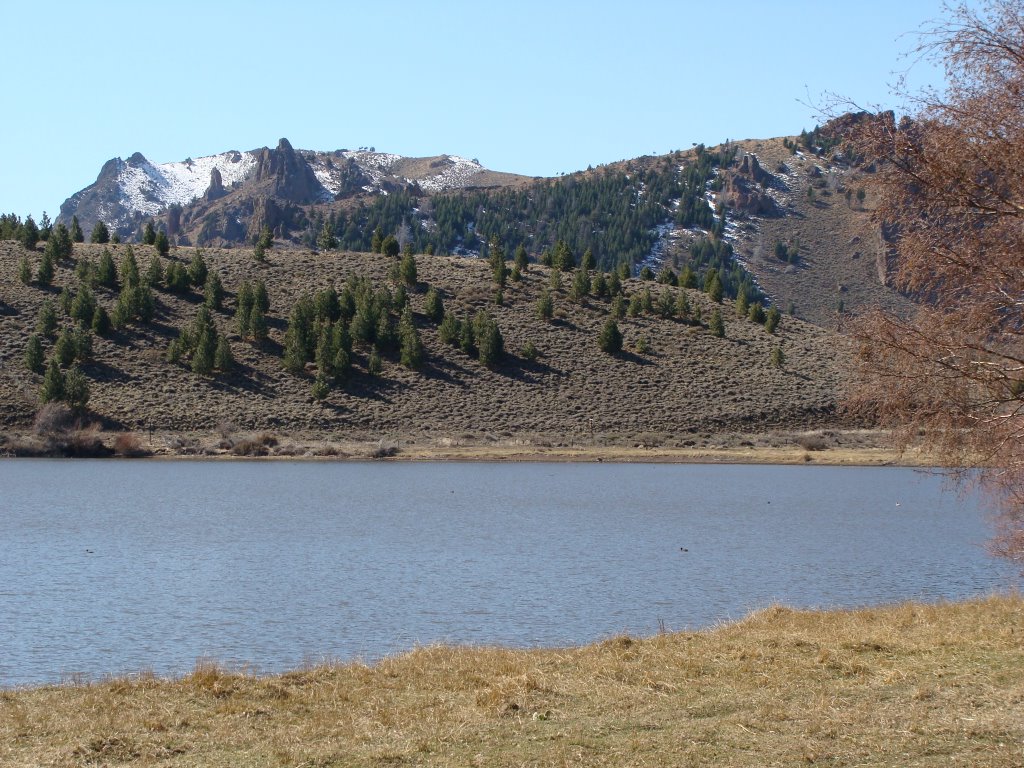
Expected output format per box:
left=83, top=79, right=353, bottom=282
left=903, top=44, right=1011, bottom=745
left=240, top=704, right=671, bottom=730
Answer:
left=117, top=151, right=258, bottom=214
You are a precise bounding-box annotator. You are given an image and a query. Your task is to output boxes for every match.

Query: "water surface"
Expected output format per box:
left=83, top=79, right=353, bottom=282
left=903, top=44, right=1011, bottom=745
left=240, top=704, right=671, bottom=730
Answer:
left=0, top=461, right=1015, bottom=687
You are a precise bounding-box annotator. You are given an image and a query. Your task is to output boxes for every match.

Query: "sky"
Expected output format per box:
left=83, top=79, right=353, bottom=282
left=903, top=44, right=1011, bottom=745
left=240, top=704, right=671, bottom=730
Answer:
left=0, top=0, right=957, bottom=220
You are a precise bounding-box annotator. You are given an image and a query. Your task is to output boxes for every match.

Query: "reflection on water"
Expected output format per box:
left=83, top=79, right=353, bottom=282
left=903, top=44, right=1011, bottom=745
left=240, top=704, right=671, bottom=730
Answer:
left=0, top=461, right=1016, bottom=687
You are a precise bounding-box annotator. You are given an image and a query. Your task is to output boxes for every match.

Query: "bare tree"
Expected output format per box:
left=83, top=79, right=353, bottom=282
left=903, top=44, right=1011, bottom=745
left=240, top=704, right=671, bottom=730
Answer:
left=846, top=0, right=1024, bottom=561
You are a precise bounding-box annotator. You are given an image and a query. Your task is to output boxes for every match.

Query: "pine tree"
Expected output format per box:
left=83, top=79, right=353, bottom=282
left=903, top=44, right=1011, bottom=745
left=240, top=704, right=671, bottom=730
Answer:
left=735, top=291, right=749, bottom=317
left=142, top=221, right=157, bottom=245
left=37, top=250, right=54, bottom=286
left=611, top=294, right=626, bottom=319
left=317, top=220, right=338, bottom=251
left=204, top=271, right=224, bottom=310
left=154, top=229, right=170, bottom=257
left=145, top=255, right=164, bottom=287
left=514, top=244, right=529, bottom=272
left=89, top=220, right=110, bottom=244
left=370, top=227, right=384, bottom=254
left=368, top=346, right=383, bottom=375
left=382, top=234, right=400, bottom=258
left=707, top=273, right=724, bottom=304
left=592, top=272, right=608, bottom=298
left=765, top=305, right=781, bottom=334
left=70, top=284, right=97, bottom=326
left=399, top=250, right=418, bottom=286
left=20, top=215, right=39, bottom=250
left=119, top=247, right=140, bottom=288
left=53, top=328, right=77, bottom=367
left=581, top=248, right=595, bottom=271
left=38, top=211, right=52, bottom=241
left=24, top=334, right=44, bottom=373
left=676, top=290, right=691, bottom=321
left=770, top=345, right=785, bottom=368
left=188, top=251, right=208, bottom=288
left=709, top=308, right=725, bottom=338
left=59, top=286, right=74, bottom=316
left=311, top=370, right=331, bottom=400
left=253, top=280, right=270, bottom=313
left=70, top=216, right=84, bottom=243
left=214, top=336, right=234, bottom=372
left=570, top=269, right=591, bottom=303
left=439, top=311, right=460, bottom=345
left=37, top=300, right=58, bottom=338
left=747, top=302, right=766, bottom=324
left=598, top=319, right=623, bottom=354
left=18, top=255, right=32, bottom=284
left=192, top=327, right=216, bottom=375
left=253, top=225, right=273, bottom=262
left=96, top=249, right=117, bottom=288
left=472, top=309, right=503, bottom=367
left=49, top=223, right=72, bottom=260
left=424, top=286, right=444, bottom=322
left=165, top=262, right=189, bottom=292
left=250, top=305, right=268, bottom=342
left=607, top=270, right=622, bottom=297
left=283, top=298, right=315, bottom=373
left=399, top=306, right=424, bottom=369
left=236, top=281, right=254, bottom=337
left=40, top=359, right=65, bottom=403
left=657, top=286, right=676, bottom=318
left=536, top=288, right=554, bottom=321
left=91, top=305, right=111, bottom=336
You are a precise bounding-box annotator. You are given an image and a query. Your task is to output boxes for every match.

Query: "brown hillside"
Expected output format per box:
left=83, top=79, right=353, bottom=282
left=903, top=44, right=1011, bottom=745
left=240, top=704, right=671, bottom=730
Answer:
left=0, top=241, right=849, bottom=452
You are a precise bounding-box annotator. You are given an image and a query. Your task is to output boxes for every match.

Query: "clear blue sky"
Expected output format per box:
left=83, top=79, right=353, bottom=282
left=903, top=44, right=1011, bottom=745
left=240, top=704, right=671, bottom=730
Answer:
left=0, top=0, right=954, bottom=220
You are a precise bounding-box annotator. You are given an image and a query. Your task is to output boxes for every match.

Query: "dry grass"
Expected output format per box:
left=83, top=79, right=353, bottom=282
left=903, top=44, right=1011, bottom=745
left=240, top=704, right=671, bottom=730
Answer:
left=1, top=596, right=1020, bottom=767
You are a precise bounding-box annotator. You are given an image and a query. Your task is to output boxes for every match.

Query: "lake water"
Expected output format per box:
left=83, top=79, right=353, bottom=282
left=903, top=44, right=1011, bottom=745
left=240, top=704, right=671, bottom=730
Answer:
left=0, top=460, right=1017, bottom=688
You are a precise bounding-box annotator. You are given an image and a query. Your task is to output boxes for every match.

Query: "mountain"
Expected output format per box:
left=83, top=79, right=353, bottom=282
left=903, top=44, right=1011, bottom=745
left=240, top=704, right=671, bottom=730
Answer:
left=55, top=116, right=909, bottom=328
left=58, top=138, right=530, bottom=247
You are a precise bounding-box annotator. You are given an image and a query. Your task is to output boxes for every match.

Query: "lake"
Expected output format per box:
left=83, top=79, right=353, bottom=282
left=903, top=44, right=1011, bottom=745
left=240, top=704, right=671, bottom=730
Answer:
left=0, top=460, right=1017, bottom=688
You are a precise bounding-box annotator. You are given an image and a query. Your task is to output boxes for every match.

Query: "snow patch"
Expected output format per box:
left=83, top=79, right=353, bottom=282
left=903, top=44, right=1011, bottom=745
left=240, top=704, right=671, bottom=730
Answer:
left=116, top=151, right=257, bottom=214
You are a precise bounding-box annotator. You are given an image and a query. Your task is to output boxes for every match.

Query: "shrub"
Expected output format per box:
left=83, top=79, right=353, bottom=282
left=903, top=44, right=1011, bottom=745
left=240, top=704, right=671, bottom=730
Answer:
left=34, top=402, right=74, bottom=435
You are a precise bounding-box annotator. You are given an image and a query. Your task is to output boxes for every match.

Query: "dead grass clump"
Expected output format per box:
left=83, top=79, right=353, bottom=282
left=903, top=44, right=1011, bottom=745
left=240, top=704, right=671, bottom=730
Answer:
left=231, top=438, right=269, bottom=457
left=67, top=424, right=110, bottom=457
left=797, top=433, right=829, bottom=451
left=114, top=432, right=150, bottom=457
left=33, top=402, right=74, bottom=436
left=369, top=442, right=400, bottom=459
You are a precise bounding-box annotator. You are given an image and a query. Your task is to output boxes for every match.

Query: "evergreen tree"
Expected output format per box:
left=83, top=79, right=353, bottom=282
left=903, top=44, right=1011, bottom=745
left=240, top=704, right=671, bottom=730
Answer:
left=145, top=255, right=164, bottom=287
left=20, top=215, right=39, bottom=250
left=18, top=255, right=32, bottom=284
left=747, top=302, right=766, bottom=324
left=581, top=248, right=596, bottom=271
left=472, top=309, right=503, bottom=366
left=91, top=305, right=111, bottom=336
left=368, top=346, right=383, bottom=375
left=399, top=250, right=418, bottom=286
left=675, top=290, right=691, bottom=320
left=709, top=308, right=725, bottom=338
left=592, top=272, right=608, bottom=298
left=188, top=250, right=208, bottom=288
left=37, top=250, right=55, bottom=286
left=657, top=266, right=676, bottom=284
left=38, top=212, right=52, bottom=241
left=249, top=305, right=268, bottom=342
left=549, top=268, right=562, bottom=291
left=119, top=247, right=140, bottom=288
left=253, top=280, right=270, bottom=313
left=381, top=234, right=400, bottom=257
left=48, top=223, right=72, bottom=260
left=317, top=220, right=338, bottom=251
left=657, top=286, right=676, bottom=318
left=214, top=336, right=234, bottom=372
left=611, top=294, right=626, bottom=319
left=639, top=265, right=654, bottom=281
left=439, top=311, right=460, bottom=345
left=424, top=286, right=444, bottom=322
left=253, top=225, right=273, bottom=261
left=770, top=345, right=785, bottom=368
left=570, top=269, right=591, bottom=303
left=765, top=305, right=781, bottom=334
left=398, top=306, right=424, bottom=369
left=311, top=370, right=331, bottom=400
left=24, top=334, right=44, bottom=373
left=70, top=284, right=97, bottom=326
left=536, top=288, right=554, bottom=321
left=236, top=281, right=254, bottom=337
left=59, top=286, right=73, bottom=316
left=40, top=359, right=65, bottom=403
left=678, top=265, right=697, bottom=289
left=598, top=319, right=623, bottom=354
left=70, top=216, right=84, bottom=243
left=204, top=271, right=224, bottom=310
left=707, top=272, right=724, bottom=304
left=164, top=262, right=190, bottom=292
left=514, top=244, right=529, bottom=272
left=96, top=248, right=117, bottom=288
left=735, top=291, right=749, bottom=317
left=142, top=221, right=157, bottom=245
left=37, top=300, right=58, bottom=337
left=370, top=227, right=384, bottom=254
left=607, top=270, right=622, bottom=297
left=375, top=312, right=396, bottom=353
left=72, top=328, right=92, bottom=363
left=283, top=297, right=316, bottom=373
left=459, top=315, right=475, bottom=354
left=90, top=220, right=110, bottom=244
left=154, top=229, right=170, bottom=257
left=641, top=287, right=653, bottom=314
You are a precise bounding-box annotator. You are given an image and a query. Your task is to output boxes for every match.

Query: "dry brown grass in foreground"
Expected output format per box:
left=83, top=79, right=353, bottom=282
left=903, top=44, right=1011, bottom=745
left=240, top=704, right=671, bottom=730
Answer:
left=2, top=596, right=1021, bottom=767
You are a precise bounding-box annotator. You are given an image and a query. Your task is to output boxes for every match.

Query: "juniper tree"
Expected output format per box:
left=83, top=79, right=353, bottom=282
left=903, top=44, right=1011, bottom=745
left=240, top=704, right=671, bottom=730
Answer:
left=439, top=311, right=460, bottom=345
left=657, top=286, right=676, bottom=318
left=70, top=216, right=84, bottom=243
left=214, top=336, right=234, bottom=372
left=96, top=249, right=117, bottom=288
left=770, top=345, right=785, bottom=369
left=37, top=300, right=58, bottom=338
left=514, top=244, right=529, bottom=272
left=382, top=234, right=400, bottom=258
left=59, top=286, right=73, bottom=316
left=314, top=285, right=340, bottom=322
left=249, top=305, right=268, bottom=342
left=424, top=286, right=444, bottom=322
left=570, top=269, right=591, bottom=303
left=18, top=255, right=31, bottom=285
left=90, top=220, right=110, bottom=244
left=37, top=250, right=54, bottom=286
left=164, top=262, right=189, bottom=292
left=765, top=305, right=781, bottom=334
left=145, top=255, right=164, bottom=287
left=70, top=284, right=97, bottom=327
left=399, top=250, right=418, bottom=286
left=472, top=309, right=503, bottom=367
left=24, top=334, right=44, bottom=373
left=236, top=281, right=254, bottom=337
left=20, top=215, right=39, bottom=250
left=188, top=250, right=208, bottom=288
left=253, top=280, right=270, bottom=313
left=536, top=288, right=554, bottom=321
left=399, top=306, right=424, bottom=369
left=607, top=270, right=622, bottom=297
left=709, top=308, right=725, bottom=338
left=592, top=272, right=608, bottom=298
left=598, top=319, right=623, bottom=354
left=611, top=294, right=626, bottom=319
left=676, top=290, right=691, bottom=321
left=747, top=302, right=766, bottom=324
left=204, top=271, right=224, bottom=310
left=91, top=305, right=111, bottom=336
left=40, top=359, right=65, bottom=403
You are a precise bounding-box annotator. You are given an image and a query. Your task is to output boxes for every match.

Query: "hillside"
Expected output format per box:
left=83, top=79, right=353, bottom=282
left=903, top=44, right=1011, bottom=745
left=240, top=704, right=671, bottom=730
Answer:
left=0, top=240, right=850, bottom=456
left=50, top=121, right=910, bottom=331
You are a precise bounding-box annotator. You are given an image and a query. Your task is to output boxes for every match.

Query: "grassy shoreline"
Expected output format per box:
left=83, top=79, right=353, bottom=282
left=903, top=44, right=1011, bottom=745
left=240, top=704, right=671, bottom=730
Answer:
left=2, top=596, right=1021, bottom=766
left=1, top=427, right=937, bottom=466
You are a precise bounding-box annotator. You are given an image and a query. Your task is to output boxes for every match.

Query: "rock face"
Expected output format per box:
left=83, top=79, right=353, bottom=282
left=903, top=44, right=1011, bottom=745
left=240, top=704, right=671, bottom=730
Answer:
left=205, top=168, right=226, bottom=202
left=722, top=153, right=779, bottom=216
left=252, top=138, right=324, bottom=203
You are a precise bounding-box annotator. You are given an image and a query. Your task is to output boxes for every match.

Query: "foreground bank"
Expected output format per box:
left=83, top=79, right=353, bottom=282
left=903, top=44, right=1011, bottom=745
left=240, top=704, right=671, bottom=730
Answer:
left=2, top=596, right=1021, bottom=767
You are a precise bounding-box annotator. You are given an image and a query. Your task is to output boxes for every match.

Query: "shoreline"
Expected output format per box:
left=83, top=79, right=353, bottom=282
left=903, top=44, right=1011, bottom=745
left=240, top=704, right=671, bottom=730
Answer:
left=0, top=430, right=937, bottom=466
